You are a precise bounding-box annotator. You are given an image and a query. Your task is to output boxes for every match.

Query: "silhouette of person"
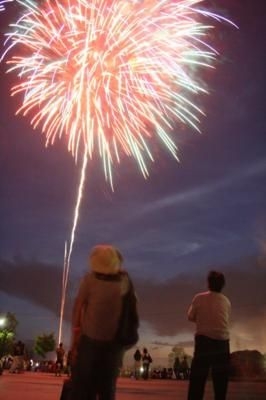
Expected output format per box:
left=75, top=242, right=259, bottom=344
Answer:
left=142, top=347, right=152, bottom=380
left=55, top=342, right=65, bottom=376
left=133, top=349, right=142, bottom=379
left=180, top=356, right=189, bottom=379
left=173, top=356, right=181, bottom=379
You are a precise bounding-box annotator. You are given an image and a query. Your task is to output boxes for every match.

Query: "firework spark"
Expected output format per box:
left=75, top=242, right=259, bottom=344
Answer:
left=1, top=0, right=235, bottom=342
left=0, top=0, right=12, bottom=11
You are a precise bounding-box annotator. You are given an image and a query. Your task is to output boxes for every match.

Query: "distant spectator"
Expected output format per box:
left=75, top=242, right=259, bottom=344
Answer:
left=161, top=367, right=167, bottom=379
left=142, top=347, right=152, bottom=380
left=55, top=342, right=65, bottom=376
left=167, top=367, right=174, bottom=379
left=180, top=356, right=189, bottom=380
left=133, top=349, right=142, bottom=379
left=173, top=356, right=181, bottom=379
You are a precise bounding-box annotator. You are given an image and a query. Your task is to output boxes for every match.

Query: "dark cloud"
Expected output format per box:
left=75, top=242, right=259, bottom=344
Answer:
left=1, top=254, right=265, bottom=341
left=151, top=340, right=194, bottom=349
left=0, top=257, right=73, bottom=321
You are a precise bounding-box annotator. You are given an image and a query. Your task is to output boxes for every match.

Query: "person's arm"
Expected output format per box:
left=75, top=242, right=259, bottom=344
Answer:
left=187, top=297, right=197, bottom=322
left=72, top=276, right=89, bottom=329
left=70, top=275, right=89, bottom=359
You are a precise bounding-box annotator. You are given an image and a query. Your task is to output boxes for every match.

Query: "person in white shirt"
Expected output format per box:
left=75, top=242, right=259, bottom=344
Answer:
left=187, top=270, right=231, bottom=400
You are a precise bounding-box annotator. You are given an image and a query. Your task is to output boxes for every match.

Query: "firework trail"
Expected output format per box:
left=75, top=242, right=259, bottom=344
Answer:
left=1, top=0, right=236, bottom=341
left=58, top=241, right=68, bottom=345
left=58, top=151, right=88, bottom=343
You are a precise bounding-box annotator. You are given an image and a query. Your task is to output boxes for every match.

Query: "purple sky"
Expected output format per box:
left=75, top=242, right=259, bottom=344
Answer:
left=0, top=0, right=266, bottom=363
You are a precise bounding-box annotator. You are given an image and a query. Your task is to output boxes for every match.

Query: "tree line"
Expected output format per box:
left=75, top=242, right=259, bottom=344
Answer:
left=1, top=312, right=266, bottom=379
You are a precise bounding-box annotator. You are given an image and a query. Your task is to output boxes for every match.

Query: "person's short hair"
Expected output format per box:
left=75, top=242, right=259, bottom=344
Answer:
left=207, top=270, right=225, bottom=292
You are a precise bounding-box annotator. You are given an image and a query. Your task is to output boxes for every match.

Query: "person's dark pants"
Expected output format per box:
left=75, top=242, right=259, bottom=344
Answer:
left=55, top=360, right=64, bottom=376
left=60, top=378, right=72, bottom=400
left=188, top=335, right=230, bottom=400
left=142, top=363, right=150, bottom=380
left=70, top=335, right=123, bottom=400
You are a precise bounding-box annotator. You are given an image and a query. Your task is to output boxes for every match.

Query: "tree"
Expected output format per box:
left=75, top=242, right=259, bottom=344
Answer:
left=0, top=312, right=18, bottom=358
left=34, top=333, right=56, bottom=358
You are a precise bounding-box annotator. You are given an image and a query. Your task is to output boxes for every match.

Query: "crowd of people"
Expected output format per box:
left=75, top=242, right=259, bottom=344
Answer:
left=1, top=245, right=231, bottom=400
left=8, top=340, right=25, bottom=373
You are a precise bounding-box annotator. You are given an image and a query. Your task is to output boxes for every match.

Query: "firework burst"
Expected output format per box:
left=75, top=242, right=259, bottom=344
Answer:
left=1, top=0, right=235, bottom=185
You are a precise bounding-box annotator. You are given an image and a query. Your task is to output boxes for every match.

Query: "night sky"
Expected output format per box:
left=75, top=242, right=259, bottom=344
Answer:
left=0, top=0, right=266, bottom=364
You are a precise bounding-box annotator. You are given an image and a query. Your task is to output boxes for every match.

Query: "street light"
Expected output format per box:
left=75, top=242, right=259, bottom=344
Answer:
left=0, top=317, right=6, bottom=328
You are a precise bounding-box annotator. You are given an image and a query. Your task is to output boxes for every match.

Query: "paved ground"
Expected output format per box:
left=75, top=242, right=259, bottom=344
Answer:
left=0, top=371, right=266, bottom=400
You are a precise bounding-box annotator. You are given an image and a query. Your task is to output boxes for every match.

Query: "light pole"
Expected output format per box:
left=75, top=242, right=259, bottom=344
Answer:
left=0, top=316, right=7, bottom=360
